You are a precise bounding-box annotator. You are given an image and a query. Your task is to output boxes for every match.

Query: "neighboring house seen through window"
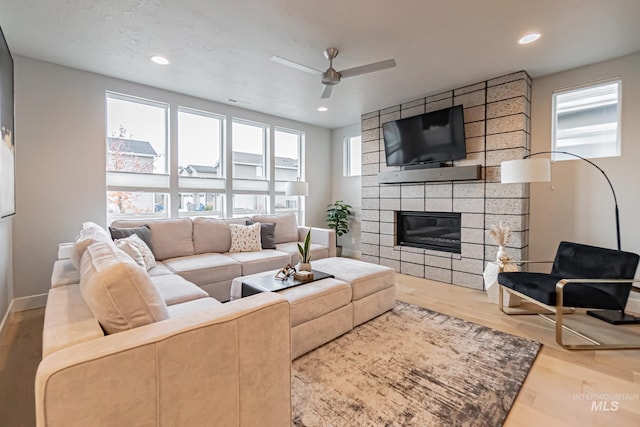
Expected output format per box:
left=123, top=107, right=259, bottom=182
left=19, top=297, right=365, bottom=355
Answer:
left=552, top=80, right=621, bottom=161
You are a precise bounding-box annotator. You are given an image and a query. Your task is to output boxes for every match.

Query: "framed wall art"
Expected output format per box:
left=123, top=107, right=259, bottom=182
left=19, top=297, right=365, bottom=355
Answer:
left=0, top=24, right=14, bottom=219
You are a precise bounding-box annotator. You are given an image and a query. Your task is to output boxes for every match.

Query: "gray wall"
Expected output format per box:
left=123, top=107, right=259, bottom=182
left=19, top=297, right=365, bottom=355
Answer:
left=13, top=55, right=331, bottom=299
left=530, top=51, right=640, bottom=309
left=330, top=123, right=362, bottom=257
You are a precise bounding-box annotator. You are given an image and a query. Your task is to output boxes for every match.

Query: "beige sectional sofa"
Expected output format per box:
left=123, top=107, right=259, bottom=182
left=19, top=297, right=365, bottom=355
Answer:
left=53, top=214, right=336, bottom=302
left=36, top=214, right=396, bottom=426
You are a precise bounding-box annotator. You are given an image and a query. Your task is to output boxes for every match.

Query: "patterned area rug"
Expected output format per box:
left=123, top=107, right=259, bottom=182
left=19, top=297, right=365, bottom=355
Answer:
left=292, top=302, right=541, bottom=426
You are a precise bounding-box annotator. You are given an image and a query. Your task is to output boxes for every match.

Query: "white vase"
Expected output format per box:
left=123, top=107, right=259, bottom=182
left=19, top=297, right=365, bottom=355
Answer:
left=496, top=246, right=509, bottom=263
left=298, top=262, right=312, bottom=272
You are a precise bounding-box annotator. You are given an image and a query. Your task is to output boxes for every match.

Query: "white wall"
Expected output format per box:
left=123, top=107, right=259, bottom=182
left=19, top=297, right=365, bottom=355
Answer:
left=530, top=51, right=640, bottom=308
left=330, top=123, right=361, bottom=257
left=0, top=217, right=12, bottom=328
left=13, top=55, right=331, bottom=299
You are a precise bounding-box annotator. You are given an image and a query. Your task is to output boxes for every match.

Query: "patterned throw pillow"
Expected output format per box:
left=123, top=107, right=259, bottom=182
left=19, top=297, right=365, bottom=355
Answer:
left=115, top=234, right=157, bottom=270
left=229, top=223, right=262, bottom=253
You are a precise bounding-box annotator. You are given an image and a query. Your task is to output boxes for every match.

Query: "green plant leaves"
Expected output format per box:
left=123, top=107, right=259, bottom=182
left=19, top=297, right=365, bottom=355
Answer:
left=326, top=200, right=353, bottom=237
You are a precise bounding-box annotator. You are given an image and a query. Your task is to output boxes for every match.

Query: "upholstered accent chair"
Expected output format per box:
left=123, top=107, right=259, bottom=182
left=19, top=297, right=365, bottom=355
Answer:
left=498, top=241, right=640, bottom=350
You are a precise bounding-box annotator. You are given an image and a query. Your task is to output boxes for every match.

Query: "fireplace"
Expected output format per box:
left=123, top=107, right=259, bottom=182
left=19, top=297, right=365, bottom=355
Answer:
left=396, top=211, right=461, bottom=254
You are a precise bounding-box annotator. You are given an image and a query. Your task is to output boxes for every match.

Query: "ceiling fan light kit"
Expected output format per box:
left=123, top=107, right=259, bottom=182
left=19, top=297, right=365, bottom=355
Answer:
left=272, top=47, right=396, bottom=98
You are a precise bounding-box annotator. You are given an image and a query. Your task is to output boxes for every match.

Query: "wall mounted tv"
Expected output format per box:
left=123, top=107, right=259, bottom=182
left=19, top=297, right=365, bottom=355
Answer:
left=382, top=105, right=466, bottom=168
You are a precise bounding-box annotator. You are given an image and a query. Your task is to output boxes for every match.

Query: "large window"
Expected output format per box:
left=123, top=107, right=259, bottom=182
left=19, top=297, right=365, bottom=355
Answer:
left=552, top=80, right=621, bottom=160
left=177, top=108, right=225, bottom=217
left=106, top=93, right=169, bottom=223
left=274, top=128, right=303, bottom=219
left=232, top=120, right=267, bottom=180
left=105, top=92, right=305, bottom=223
left=344, top=135, right=362, bottom=176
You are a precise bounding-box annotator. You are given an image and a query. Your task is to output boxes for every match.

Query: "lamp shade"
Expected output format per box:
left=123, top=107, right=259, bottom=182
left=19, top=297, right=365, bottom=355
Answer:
left=285, top=181, right=309, bottom=196
left=500, top=158, right=551, bottom=184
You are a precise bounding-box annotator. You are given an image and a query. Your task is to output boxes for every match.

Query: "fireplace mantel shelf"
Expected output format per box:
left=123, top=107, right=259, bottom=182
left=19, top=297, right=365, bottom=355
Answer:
left=377, top=165, right=482, bottom=184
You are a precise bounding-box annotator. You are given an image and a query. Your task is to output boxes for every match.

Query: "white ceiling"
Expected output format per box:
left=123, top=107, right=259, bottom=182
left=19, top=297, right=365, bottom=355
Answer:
left=1, top=0, right=640, bottom=129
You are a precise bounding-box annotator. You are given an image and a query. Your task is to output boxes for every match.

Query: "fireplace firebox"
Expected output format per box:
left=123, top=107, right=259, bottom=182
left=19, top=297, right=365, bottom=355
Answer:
left=396, top=211, right=461, bottom=253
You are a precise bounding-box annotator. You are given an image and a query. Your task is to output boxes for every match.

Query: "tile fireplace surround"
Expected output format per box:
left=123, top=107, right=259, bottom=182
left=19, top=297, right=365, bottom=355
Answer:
left=360, top=71, right=531, bottom=290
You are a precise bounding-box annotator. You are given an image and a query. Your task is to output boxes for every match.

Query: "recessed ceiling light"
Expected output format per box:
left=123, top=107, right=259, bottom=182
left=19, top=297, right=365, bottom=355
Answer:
left=518, top=33, right=541, bottom=45
left=151, top=55, right=170, bottom=65
left=317, top=107, right=328, bottom=112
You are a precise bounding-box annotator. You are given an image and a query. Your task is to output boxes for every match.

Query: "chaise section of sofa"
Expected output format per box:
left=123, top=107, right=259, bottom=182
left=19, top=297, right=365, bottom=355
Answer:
left=37, top=289, right=292, bottom=426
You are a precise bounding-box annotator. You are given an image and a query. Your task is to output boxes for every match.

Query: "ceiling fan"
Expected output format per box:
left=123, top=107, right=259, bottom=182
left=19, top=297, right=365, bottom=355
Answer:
left=271, top=48, right=396, bottom=99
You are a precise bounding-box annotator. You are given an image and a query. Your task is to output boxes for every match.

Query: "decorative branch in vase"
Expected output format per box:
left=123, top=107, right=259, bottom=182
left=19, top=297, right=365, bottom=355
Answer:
left=485, top=222, right=512, bottom=264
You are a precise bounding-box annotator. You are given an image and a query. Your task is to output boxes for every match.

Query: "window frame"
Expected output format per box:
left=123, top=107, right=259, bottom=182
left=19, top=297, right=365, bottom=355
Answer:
left=551, top=79, right=622, bottom=161
left=343, top=134, right=362, bottom=177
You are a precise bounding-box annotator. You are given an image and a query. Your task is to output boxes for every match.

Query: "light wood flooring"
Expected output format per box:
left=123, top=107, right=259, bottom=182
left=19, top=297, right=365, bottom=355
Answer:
left=1, top=275, right=639, bottom=426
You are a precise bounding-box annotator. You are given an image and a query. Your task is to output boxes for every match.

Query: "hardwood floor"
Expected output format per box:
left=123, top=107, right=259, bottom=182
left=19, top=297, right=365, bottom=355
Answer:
left=1, top=275, right=639, bottom=426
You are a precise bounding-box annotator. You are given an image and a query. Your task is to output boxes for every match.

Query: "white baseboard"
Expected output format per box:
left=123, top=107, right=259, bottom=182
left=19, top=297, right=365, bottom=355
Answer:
left=11, top=293, right=48, bottom=312
left=0, top=298, right=16, bottom=347
left=0, top=293, right=48, bottom=347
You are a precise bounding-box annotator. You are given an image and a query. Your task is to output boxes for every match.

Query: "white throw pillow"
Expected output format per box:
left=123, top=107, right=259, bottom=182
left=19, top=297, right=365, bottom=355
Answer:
left=70, top=222, right=113, bottom=269
left=115, top=234, right=156, bottom=270
left=79, top=241, right=169, bottom=334
left=115, top=239, right=145, bottom=268
left=228, top=223, right=262, bottom=253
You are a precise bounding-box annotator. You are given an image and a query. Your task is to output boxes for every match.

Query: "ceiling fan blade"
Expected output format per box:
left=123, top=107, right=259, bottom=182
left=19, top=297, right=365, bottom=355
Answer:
left=339, top=58, right=396, bottom=78
left=321, top=85, right=333, bottom=99
left=271, top=55, right=322, bottom=75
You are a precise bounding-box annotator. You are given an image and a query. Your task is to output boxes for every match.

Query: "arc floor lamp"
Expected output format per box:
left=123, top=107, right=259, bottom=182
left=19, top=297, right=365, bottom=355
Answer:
left=501, top=150, right=640, bottom=324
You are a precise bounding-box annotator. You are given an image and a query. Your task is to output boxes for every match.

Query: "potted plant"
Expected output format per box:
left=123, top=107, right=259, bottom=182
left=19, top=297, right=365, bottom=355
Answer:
left=297, top=229, right=312, bottom=271
left=326, top=200, right=353, bottom=257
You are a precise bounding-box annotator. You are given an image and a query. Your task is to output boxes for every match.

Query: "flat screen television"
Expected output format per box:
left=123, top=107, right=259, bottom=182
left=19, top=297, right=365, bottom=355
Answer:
left=382, top=105, right=466, bottom=167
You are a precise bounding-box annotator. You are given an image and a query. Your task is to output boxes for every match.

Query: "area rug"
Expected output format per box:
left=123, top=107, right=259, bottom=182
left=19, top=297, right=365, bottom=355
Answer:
left=292, top=302, right=541, bottom=426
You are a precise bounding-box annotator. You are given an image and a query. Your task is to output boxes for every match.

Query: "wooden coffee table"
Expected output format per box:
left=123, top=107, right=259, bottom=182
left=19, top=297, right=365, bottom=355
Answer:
left=241, top=269, right=335, bottom=297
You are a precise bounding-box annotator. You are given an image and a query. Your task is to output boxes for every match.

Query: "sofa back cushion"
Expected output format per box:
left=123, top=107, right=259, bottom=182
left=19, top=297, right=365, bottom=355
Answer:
left=192, top=217, right=232, bottom=254
left=111, top=218, right=194, bottom=261
left=252, top=214, right=298, bottom=244
left=70, top=222, right=114, bottom=269
left=79, top=241, right=169, bottom=334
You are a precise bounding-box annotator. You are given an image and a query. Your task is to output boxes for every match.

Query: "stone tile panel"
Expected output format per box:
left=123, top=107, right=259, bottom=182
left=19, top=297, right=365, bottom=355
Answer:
left=486, top=131, right=527, bottom=150
left=361, top=116, right=380, bottom=131
left=486, top=114, right=527, bottom=135
left=425, top=266, right=452, bottom=283
left=487, top=79, right=527, bottom=102
left=401, top=262, right=425, bottom=278
left=401, top=105, right=426, bottom=118
left=426, top=98, right=454, bottom=113
left=454, top=82, right=486, bottom=96
left=487, top=96, right=526, bottom=119
left=426, top=91, right=453, bottom=103
left=454, top=90, right=486, bottom=108
left=452, top=271, right=484, bottom=290
left=463, top=105, right=485, bottom=123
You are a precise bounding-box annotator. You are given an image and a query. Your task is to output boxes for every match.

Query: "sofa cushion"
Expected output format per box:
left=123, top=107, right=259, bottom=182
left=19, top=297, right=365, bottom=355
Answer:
left=108, top=224, right=153, bottom=252
left=311, top=257, right=396, bottom=301
left=275, top=242, right=329, bottom=265
left=277, top=278, right=351, bottom=327
left=79, top=242, right=169, bottom=334
left=252, top=214, right=298, bottom=244
left=146, top=261, right=174, bottom=277
left=163, top=253, right=242, bottom=286
left=151, top=275, right=209, bottom=305
left=192, top=217, right=232, bottom=254
left=229, top=223, right=262, bottom=253
left=115, top=234, right=156, bottom=270
left=111, top=218, right=195, bottom=261
left=246, top=221, right=277, bottom=250
left=70, top=222, right=113, bottom=269
left=226, top=250, right=291, bottom=276
left=51, top=259, right=80, bottom=288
